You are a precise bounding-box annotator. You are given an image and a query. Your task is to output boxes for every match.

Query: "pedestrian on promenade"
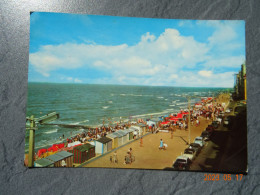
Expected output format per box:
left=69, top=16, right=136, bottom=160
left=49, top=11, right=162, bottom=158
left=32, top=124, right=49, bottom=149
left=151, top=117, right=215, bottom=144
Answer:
left=159, top=139, right=164, bottom=150
left=140, top=137, right=143, bottom=147
left=113, top=151, right=118, bottom=163
left=196, top=119, right=199, bottom=126
left=171, top=130, right=173, bottom=139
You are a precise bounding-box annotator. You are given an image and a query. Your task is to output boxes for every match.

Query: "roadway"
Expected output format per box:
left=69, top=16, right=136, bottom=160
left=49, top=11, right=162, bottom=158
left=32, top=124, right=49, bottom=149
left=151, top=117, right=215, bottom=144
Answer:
left=190, top=100, right=247, bottom=174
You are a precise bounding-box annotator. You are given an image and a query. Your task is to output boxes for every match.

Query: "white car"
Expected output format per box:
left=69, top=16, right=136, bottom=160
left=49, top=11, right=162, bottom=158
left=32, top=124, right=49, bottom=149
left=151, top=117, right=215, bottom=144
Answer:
left=183, top=148, right=196, bottom=160
left=225, top=109, right=231, bottom=113
left=194, top=136, right=205, bottom=147
left=216, top=117, right=222, bottom=124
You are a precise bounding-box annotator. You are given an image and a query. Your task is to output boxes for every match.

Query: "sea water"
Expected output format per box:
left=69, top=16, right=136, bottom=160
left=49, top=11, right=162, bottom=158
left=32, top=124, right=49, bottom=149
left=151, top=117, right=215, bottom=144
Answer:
left=25, top=83, right=229, bottom=152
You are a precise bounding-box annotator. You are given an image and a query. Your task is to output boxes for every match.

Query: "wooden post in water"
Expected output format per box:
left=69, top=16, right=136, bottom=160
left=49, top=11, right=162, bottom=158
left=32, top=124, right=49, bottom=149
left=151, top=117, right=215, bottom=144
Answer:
left=28, top=115, right=35, bottom=167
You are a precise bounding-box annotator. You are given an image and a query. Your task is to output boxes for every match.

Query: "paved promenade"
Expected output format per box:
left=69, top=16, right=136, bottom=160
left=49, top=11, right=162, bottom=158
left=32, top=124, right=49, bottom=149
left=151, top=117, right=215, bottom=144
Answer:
left=84, top=117, right=210, bottom=169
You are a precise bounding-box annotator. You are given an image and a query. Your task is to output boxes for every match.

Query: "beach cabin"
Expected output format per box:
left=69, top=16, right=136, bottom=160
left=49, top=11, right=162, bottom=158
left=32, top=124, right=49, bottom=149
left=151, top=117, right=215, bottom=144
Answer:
left=73, top=143, right=95, bottom=164
left=107, top=132, right=119, bottom=149
left=132, top=124, right=146, bottom=136
left=129, top=126, right=139, bottom=139
left=117, top=130, right=129, bottom=143
left=55, top=151, right=74, bottom=167
left=113, top=132, right=124, bottom=146
left=45, top=152, right=69, bottom=167
left=125, top=129, right=134, bottom=140
left=34, top=158, right=54, bottom=168
left=95, top=137, right=112, bottom=155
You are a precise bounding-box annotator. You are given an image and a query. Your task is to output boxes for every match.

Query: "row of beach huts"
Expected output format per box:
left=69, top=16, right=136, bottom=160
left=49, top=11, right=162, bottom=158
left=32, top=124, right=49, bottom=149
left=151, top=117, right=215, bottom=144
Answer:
left=34, top=124, right=148, bottom=167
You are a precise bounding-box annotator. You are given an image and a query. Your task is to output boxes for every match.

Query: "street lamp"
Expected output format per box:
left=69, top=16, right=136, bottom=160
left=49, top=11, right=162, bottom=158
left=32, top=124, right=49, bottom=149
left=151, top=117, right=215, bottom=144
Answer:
left=185, top=95, right=201, bottom=145
left=26, top=112, right=59, bottom=167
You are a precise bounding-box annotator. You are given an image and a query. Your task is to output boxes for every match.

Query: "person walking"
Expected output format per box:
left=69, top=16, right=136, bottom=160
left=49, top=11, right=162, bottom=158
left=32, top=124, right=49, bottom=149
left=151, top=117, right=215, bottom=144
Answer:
left=159, top=139, right=163, bottom=149
left=113, top=151, right=118, bottom=163
left=171, top=130, right=173, bottom=139
left=140, top=137, right=143, bottom=147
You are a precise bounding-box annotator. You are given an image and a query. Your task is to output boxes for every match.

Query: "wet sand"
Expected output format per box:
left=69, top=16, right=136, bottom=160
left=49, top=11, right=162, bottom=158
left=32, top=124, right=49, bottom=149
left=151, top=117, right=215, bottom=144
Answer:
left=84, top=117, right=210, bottom=169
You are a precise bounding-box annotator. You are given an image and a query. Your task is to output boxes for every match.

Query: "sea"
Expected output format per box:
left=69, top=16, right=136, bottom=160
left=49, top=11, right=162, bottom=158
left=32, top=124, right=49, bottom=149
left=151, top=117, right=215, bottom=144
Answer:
left=25, top=82, right=230, bottom=152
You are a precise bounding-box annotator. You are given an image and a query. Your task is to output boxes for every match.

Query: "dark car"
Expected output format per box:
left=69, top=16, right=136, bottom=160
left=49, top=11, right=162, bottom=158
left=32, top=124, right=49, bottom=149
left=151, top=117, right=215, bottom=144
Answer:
left=212, top=121, right=219, bottom=129
left=206, top=125, right=215, bottom=133
left=188, top=143, right=202, bottom=155
left=201, top=130, right=211, bottom=141
left=172, top=156, right=192, bottom=170
left=223, top=116, right=233, bottom=127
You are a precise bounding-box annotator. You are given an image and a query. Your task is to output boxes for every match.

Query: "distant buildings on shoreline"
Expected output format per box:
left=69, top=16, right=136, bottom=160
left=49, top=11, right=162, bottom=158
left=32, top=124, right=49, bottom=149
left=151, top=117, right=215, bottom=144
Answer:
left=233, top=62, right=246, bottom=101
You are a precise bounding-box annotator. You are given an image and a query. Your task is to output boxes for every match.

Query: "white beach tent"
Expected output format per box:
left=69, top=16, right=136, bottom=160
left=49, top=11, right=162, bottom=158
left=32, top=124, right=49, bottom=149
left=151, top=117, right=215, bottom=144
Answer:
left=147, top=120, right=156, bottom=127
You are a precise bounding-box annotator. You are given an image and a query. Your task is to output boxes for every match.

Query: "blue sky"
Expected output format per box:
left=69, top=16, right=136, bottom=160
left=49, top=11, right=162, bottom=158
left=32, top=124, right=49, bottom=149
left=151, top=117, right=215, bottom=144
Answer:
left=29, top=12, right=245, bottom=87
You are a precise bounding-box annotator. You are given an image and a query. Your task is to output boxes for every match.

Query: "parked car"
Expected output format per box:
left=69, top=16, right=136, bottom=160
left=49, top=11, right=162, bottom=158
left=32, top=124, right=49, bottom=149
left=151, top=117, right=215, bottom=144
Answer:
left=188, top=143, right=202, bottom=155
left=183, top=148, right=196, bottom=160
left=216, top=117, right=222, bottom=124
left=194, top=136, right=205, bottom=147
left=206, top=125, right=215, bottom=132
left=223, top=116, right=233, bottom=127
left=172, top=156, right=192, bottom=170
left=201, top=131, right=211, bottom=141
left=225, top=109, right=231, bottom=113
left=212, top=121, right=219, bottom=129
left=219, top=111, right=225, bottom=117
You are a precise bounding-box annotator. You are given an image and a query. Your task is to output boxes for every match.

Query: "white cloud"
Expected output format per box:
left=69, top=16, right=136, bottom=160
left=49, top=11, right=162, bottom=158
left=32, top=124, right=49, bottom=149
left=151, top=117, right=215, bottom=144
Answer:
left=199, top=70, right=212, bottom=77
left=29, top=26, right=244, bottom=87
left=67, top=77, right=73, bottom=81
left=174, top=71, right=236, bottom=88
left=74, top=78, right=82, bottom=83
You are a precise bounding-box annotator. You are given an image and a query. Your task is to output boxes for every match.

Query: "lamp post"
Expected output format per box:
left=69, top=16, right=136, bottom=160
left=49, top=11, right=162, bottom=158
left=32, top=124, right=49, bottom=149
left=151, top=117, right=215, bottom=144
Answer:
left=26, top=112, right=59, bottom=167
left=27, top=115, right=36, bottom=167
left=185, top=95, right=200, bottom=145
left=188, top=97, right=191, bottom=145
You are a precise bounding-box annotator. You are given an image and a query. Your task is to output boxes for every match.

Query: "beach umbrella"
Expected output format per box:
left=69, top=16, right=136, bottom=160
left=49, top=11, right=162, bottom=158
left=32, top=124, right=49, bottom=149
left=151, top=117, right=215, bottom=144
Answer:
left=177, top=113, right=183, bottom=118
left=161, top=121, right=170, bottom=125
left=169, top=118, right=179, bottom=121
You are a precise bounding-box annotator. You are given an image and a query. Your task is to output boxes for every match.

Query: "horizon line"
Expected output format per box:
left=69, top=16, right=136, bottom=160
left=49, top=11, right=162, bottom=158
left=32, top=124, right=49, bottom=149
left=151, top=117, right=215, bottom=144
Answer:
left=28, top=81, right=233, bottom=89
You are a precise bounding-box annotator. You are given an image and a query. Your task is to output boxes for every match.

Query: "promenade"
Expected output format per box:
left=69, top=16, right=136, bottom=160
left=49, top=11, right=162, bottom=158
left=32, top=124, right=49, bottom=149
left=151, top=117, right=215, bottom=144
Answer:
left=84, top=117, right=210, bottom=169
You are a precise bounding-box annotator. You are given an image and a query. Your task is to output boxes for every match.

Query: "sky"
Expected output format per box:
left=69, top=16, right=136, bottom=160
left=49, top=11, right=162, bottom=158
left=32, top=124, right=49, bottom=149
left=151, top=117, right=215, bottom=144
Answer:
left=28, top=12, right=245, bottom=88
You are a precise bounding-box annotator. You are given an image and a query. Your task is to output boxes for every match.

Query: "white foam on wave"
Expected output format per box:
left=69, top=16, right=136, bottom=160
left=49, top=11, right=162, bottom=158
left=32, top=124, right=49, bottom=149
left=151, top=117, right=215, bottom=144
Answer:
left=157, top=96, right=164, bottom=99
left=169, top=104, right=175, bottom=107
left=70, top=122, right=80, bottom=125
left=103, top=106, right=109, bottom=109
left=108, top=101, right=113, bottom=103
left=176, top=102, right=187, bottom=106
left=132, top=110, right=170, bottom=118
left=44, top=129, right=58, bottom=134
